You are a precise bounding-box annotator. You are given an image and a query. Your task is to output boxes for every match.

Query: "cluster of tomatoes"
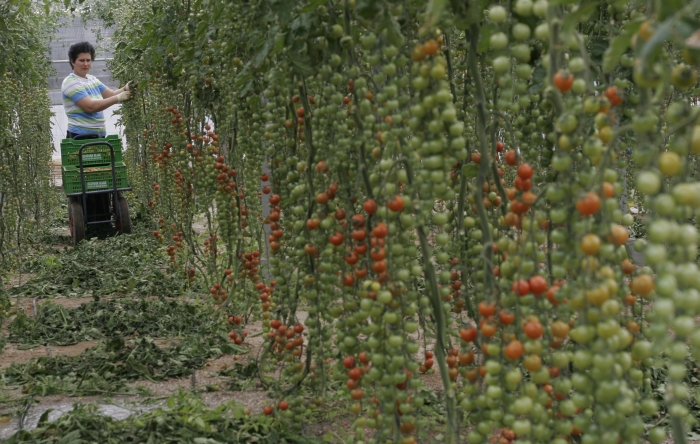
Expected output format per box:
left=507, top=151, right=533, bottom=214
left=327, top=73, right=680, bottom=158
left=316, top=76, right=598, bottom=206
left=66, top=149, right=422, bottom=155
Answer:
left=266, top=194, right=284, bottom=251
left=111, top=0, right=700, bottom=441
left=165, top=231, right=185, bottom=264
left=503, top=161, right=536, bottom=225
left=227, top=315, right=246, bottom=344
left=202, top=234, right=220, bottom=257
left=238, top=250, right=262, bottom=281
left=268, top=319, right=305, bottom=357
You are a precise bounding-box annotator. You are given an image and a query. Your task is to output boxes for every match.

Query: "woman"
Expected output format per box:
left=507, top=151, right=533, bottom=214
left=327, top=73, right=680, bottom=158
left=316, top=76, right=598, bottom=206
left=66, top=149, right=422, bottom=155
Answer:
left=61, top=41, right=132, bottom=139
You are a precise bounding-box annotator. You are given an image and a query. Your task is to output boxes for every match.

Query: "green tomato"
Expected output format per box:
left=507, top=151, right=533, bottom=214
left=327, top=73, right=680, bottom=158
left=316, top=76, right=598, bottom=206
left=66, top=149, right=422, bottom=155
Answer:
left=534, top=23, right=549, bottom=40
left=492, top=56, right=511, bottom=74
left=636, top=171, right=661, bottom=195
left=572, top=78, right=586, bottom=94
left=360, top=32, right=376, bottom=50
left=514, top=0, right=533, bottom=16
left=488, top=5, right=508, bottom=22
left=556, top=114, right=578, bottom=134
left=511, top=44, right=531, bottom=62
left=490, top=32, right=509, bottom=51
left=512, top=23, right=532, bottom=41
left=532, top=0, right=548, bottom=18
left=516, top=64, right=533, bottom=79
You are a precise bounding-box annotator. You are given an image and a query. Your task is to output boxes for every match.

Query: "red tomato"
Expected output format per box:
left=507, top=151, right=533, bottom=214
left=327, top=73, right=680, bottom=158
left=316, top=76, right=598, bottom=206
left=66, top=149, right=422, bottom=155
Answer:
left=387, top=195, right=405, bottom=212
left=529, top=275, right=548, bottom=295
left=363, top=199, right=377, bottom=214
left=512, top=279, right=530, bottom=296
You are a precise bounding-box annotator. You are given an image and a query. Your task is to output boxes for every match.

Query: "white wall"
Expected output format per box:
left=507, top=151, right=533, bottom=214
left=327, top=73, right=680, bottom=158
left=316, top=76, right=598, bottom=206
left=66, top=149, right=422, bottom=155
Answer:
left=51, top=104, right=124, bottom=160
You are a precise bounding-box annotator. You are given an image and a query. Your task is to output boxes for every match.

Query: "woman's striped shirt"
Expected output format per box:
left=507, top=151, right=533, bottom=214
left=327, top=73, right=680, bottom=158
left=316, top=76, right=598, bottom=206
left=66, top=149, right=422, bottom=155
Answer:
left=61, top=73, right=107, bottom=136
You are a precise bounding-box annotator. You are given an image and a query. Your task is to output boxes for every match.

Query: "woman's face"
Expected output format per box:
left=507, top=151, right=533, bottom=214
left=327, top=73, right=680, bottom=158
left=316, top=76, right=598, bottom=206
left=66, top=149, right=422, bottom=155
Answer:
left=72, top=52, right=93, bottom=77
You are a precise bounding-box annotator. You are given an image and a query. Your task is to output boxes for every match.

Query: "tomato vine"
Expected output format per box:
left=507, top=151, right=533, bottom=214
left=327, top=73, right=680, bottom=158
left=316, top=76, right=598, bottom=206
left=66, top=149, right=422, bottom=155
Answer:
left=72, top=0, right=700, bottom=442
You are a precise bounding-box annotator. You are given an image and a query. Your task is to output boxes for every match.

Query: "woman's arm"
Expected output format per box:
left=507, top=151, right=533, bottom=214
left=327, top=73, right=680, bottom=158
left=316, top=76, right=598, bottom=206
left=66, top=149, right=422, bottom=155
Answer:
left=75, top=94, right=123, bottom=113
left=101, top=86, right=126, bottom=99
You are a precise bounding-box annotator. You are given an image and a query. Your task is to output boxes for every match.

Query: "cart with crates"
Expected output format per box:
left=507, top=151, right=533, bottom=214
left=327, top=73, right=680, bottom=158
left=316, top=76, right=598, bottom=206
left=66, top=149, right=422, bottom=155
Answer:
left=60, top=135, right=132, bottom=245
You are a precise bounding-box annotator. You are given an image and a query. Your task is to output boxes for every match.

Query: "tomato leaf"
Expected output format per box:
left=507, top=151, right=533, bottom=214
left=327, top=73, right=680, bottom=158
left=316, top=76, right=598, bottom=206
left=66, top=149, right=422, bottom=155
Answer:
left=477, top=22, right=495, bottom=54
left=639, top=16, right=679, bottom=65
left=300, top=0, right=328, bottom=13
left=602, top=18, right=643, bottom=73
left=378, top=11, right=405, bottom=47
left=527, top=64, right=547, bottom=94
left=659, top=0, right=685, bottom=21
left=462, top=163, right=479, bottom=179
left=561, top=2, right=599, bottom=37
left=422, top=0, right=447, bottom=32
left=251, top=36, right=275, bottom=68
left=356, top=0, right=382, bottom=19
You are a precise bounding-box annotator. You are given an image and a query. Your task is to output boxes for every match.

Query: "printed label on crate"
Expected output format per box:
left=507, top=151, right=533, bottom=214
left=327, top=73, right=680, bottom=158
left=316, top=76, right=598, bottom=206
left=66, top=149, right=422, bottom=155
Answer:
left=87, top=181, right=108, bottom=189
left=81, top=153, right=104, bottom=160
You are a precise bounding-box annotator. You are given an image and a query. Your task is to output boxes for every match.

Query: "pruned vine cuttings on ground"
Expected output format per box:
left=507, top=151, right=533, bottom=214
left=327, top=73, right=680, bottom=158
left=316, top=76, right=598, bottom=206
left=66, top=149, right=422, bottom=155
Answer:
left=11, top=223, right=186, bottom=299
left=3, top=391, right=318, bottom=444
left=3, top=335, right=243, bottom=396
left=8, top=298, right=228, bottom=347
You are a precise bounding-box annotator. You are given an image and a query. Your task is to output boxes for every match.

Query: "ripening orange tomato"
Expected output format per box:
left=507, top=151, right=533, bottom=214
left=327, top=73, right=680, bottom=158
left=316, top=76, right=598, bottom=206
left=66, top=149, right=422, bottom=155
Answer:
left=580, top=233, right=602, bottom=255
left=605, top=85, right=623, bottom=106
left=504, top=340, right=524, bottom=360
left=499, top=310, right=515, bottom=325
left=478, top=301, right=497, bottom=317
left=576, top=192, right=601, bottom=216
left=524, top=320, right=544, bottom=339
left=481, top=322, right=497, bottom=337
left=523, top=354, right=542, bottom=372
left=423, top=39, right=439, bottom=55
left=387, top=195, right=404, bottom=212
left=553, top=70, right=575, bottom=93
left=609, top=224, right=629, bottom=246
left=630, top=274, right=654, bottom=296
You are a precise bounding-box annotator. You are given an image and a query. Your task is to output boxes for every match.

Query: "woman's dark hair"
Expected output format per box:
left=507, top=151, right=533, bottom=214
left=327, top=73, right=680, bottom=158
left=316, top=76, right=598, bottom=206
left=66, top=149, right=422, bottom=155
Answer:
left=68, top=42, right=95, bottom=68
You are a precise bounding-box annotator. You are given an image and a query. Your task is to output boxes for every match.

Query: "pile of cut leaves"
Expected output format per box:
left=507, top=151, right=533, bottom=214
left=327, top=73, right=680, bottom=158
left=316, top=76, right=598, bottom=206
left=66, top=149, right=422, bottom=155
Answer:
left=649, top=355, right=700, bottom=438
left=12, top=223, right=185, bottom=298
left=3, top=335, right=243, bottom=396
left=8, top=298, right=225, bottom=347
left=5, top=392, right=318, bottom=443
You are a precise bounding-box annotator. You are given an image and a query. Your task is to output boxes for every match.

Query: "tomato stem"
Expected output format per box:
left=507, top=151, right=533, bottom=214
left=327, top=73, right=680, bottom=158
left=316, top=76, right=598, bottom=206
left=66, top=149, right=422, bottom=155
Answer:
left=466, top=24, right=495, bottom=298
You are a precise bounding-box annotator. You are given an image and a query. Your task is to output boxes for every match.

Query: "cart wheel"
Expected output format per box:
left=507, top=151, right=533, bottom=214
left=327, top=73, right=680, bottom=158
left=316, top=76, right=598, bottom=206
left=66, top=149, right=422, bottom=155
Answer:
left=68, top=198, right=85, bottom=245
left=116, top=194, right=131, bottom=234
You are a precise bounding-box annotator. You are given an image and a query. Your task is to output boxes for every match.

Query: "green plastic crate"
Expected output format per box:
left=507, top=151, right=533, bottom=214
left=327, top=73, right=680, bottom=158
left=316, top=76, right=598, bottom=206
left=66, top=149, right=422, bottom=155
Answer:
left=62, top=163, right=129, bottom=194
left=60, top=135, right=123, bottom=167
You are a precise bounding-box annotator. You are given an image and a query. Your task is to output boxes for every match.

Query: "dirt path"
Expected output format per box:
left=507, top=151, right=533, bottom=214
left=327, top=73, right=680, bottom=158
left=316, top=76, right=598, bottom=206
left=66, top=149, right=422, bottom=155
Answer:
left=0, top=341, right=98, bottom=369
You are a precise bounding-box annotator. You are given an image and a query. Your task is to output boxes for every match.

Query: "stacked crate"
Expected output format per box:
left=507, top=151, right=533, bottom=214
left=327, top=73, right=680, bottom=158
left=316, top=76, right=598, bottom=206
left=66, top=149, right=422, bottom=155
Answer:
left=60, top=135, right=129, bottom=194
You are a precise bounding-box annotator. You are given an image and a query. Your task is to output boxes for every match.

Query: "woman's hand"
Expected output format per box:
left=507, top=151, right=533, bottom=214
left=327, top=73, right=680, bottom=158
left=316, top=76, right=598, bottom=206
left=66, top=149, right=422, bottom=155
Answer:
left=117, top=91, right=131, bottom=102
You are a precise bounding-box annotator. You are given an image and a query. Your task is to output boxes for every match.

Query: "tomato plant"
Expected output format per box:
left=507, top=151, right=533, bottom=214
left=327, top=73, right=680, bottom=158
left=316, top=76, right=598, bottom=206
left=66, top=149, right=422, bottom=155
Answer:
left=64, top=0, right=700, bottom=442
left=0, top=2, right=57, bottom=270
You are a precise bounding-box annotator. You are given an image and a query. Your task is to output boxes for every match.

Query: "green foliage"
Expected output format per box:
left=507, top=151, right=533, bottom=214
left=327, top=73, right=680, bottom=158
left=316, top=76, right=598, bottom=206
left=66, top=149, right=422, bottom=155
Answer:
left=8, top=298, right=227, bottom=347
left=4, top=391, right=319, bottom=443
left=0, top=1, right=58, bottom=270
left=11, top=223, right=187, bottom=298
left=650, top=356, right=700, bottom=436
left=217, top=361, right=260, bottom=391
left=3, top=334, right=244, bottom=396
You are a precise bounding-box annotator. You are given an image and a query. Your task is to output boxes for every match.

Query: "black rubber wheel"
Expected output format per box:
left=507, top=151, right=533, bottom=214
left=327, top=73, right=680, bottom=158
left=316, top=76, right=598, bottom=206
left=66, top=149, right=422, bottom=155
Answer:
left=68, top=198, right=85, bottom=245
left=116, top=194, right=131, bottom=234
